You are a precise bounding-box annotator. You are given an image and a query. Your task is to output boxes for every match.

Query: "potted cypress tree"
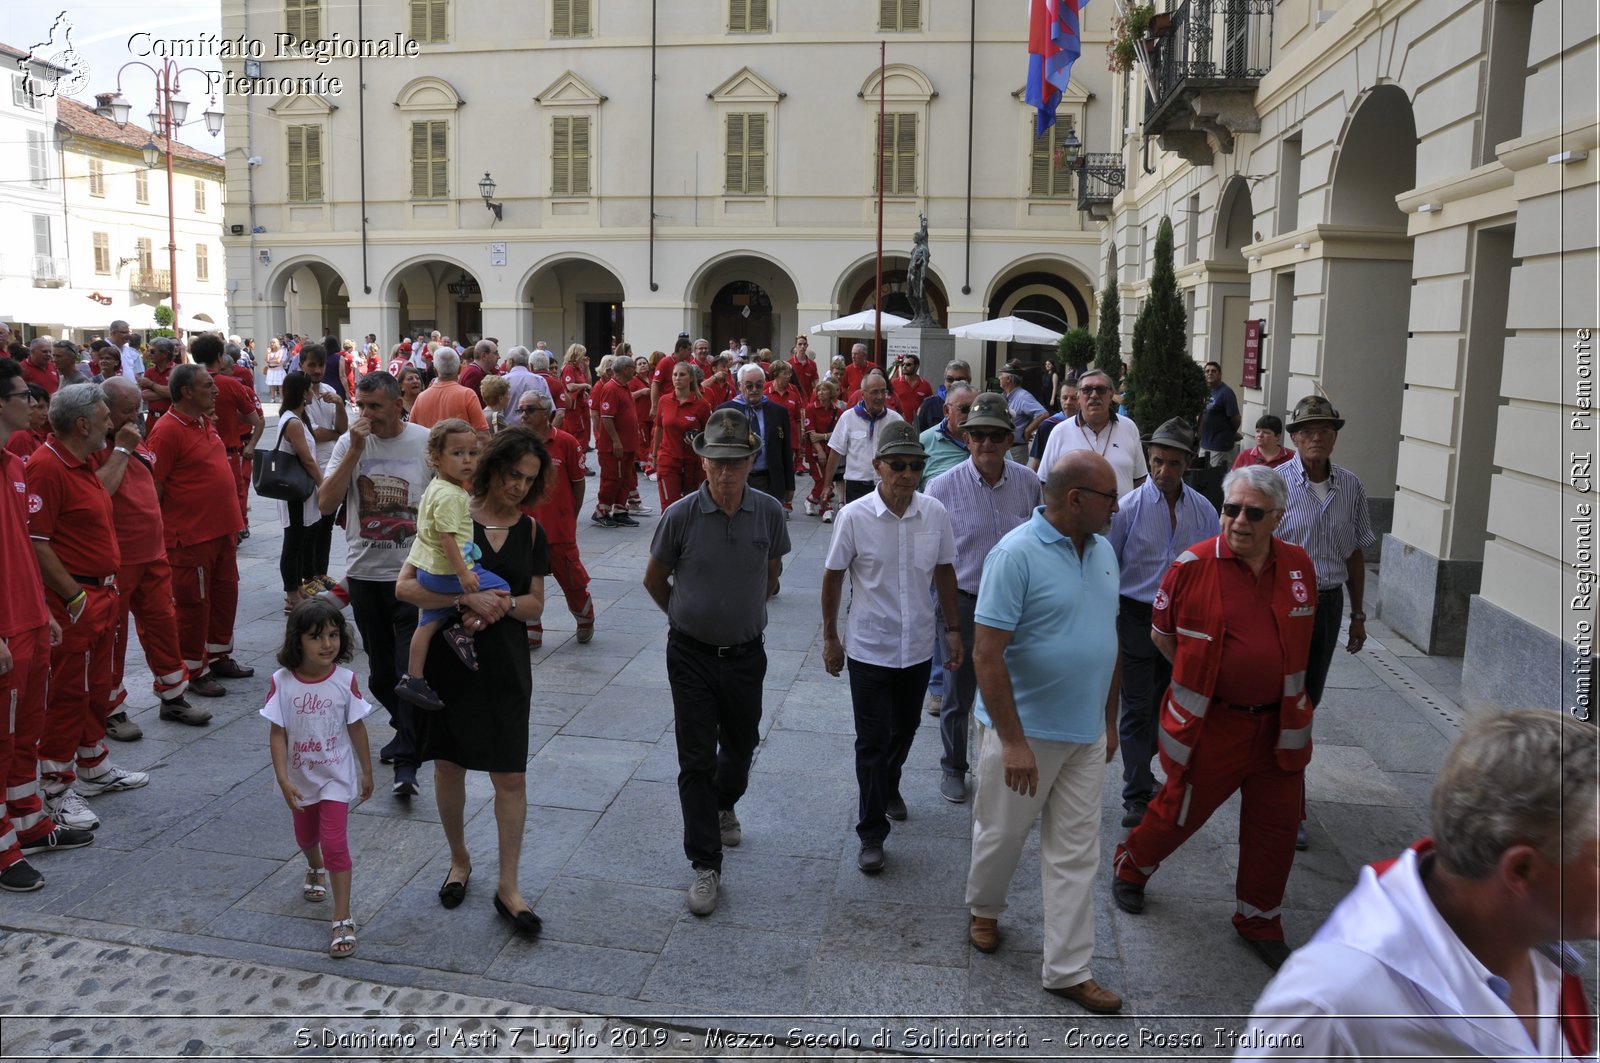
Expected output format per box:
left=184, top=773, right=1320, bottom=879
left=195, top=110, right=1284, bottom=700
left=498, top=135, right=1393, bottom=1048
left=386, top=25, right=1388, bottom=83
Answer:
left=1125, top=216, right=1206, bottom=435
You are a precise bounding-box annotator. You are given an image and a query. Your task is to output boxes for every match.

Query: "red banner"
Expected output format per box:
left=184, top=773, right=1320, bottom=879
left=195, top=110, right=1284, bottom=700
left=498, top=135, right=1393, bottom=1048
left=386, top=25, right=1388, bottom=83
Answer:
left=1243, top=319, right=1263, bottom=389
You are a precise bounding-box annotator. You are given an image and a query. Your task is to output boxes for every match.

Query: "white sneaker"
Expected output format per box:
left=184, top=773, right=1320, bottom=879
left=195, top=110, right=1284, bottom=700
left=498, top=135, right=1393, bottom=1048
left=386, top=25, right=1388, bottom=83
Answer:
left=45, top=789, right=99, bottom=831
left=686, top=867, right=720, bottom=916
left=648, top=472, right=658, bottom=483
left=804, top=499, right=818, bottom=516
left=75, top=763, right=150, bottom=796
left=821, top=509, right=834, bottom=524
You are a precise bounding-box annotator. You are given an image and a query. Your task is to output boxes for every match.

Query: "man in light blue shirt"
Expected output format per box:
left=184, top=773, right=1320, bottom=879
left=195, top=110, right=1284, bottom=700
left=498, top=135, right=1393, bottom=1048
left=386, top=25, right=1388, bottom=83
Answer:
left=1106, top=418, right=1219, bottom=828
left=965, top=450, right=1124, bottom=1015
left=917, top=381, right=975, bottom=486
left=998, top=363, right=1047, bottom=463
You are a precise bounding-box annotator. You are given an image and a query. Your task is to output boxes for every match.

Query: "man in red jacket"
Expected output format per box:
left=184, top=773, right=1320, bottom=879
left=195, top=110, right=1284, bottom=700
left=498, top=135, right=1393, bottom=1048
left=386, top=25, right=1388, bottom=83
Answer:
left=515, top=393, right=595, bottom=648
left=1111, top=463, right=1316, bottom=971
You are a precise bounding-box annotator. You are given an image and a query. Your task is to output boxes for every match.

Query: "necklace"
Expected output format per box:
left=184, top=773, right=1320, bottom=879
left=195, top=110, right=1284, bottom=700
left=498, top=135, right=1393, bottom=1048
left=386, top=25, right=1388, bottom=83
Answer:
left=1076, top=416, right=1112, bottom=456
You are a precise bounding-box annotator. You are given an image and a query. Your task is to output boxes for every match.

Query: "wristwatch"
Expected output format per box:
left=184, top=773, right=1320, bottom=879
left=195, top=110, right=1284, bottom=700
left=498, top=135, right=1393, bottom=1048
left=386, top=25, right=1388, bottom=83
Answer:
left=509, top=595, right=518, bottom=614
left=1350, top=611, right=1366, bottom=622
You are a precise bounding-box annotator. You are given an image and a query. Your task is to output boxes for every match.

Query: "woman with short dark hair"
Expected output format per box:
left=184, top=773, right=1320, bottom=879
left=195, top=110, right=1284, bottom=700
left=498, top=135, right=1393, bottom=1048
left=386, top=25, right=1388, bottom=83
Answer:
left=1232, top=413, right=1294, bottom=469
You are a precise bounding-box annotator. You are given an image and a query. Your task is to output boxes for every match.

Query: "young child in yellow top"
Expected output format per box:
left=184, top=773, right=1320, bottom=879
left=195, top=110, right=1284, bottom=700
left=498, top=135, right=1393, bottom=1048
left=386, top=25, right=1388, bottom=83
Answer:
left=394, top=419, right=509, bottom=711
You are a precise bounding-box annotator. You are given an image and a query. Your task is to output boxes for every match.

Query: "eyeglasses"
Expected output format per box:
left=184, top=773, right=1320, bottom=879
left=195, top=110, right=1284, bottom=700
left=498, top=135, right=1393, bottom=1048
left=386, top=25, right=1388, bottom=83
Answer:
left=1072, top=486, right=1120, bottom=503
left=516, top=405, right=542, bottom=416
left=950, top=403, right=972, bottom=414
left=1221, top=502, right=1275, bottom=522
left=966, top=429, right=1010, bottom=444
left=883, top=459, right=926, bottom=473
left=945, top=376, right=969, bottom=384
left=1080, top=385, right=1111, bottom=396
left=3, top=388, right=28, bottom=401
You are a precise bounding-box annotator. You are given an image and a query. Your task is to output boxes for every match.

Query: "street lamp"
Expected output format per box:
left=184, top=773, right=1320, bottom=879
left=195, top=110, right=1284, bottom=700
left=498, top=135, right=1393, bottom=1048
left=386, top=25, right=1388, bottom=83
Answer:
left=94, top=62, right=223, bottom=334
left=478, top=171, right=503, bottom=221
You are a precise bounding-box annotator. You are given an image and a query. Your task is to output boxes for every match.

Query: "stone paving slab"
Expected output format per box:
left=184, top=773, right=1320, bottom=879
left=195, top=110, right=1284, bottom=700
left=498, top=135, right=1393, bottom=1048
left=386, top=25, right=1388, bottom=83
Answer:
left=2, top=451, right=1507, bottom=1058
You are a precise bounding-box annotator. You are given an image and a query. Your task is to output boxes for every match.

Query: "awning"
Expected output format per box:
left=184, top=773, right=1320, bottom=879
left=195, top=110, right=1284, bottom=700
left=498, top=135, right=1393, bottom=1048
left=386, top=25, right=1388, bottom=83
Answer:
left=1, top=288, right=157, bottom=333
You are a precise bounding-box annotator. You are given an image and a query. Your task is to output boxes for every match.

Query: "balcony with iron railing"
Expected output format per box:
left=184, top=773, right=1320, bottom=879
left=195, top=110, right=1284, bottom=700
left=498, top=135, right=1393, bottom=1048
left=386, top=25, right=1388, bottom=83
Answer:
left=132, top=268, right=171, bottom=295
left=1074, top=153, right=1126, bottom=219
left=32, top=255, right=68, bottom=288
left=1142, top=0, right=1273, bottom=166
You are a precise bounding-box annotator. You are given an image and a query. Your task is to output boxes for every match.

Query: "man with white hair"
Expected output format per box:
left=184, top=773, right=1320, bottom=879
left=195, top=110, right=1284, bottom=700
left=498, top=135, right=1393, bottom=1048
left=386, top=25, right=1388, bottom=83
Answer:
left=22, top=337, right=60, bottom=396
left=1035, top=368, right=1147, bottom=496
left=108, top=320, right=144, bottom=385
left=717, top=363, right=794, bottom=504
left=408, top=348, right=487, bottom=431
left=503, top=346, right=552, bottom=414
left=458, top=339, right=498, bottom=400
left=997, top=363, right=1047, bottom=464
left=1241, top=711, right=1598, bottom=1058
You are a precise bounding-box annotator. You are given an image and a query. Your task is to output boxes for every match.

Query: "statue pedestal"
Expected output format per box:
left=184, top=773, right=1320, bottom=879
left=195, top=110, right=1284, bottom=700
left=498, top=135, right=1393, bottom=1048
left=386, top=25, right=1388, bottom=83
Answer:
left=887, top=325, right=954, bottom=389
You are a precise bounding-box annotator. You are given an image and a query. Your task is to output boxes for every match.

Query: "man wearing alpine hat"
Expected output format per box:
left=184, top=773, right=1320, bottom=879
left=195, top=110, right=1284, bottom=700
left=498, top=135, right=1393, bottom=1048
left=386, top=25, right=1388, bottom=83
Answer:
left=645, top=407, right=790, bottom=918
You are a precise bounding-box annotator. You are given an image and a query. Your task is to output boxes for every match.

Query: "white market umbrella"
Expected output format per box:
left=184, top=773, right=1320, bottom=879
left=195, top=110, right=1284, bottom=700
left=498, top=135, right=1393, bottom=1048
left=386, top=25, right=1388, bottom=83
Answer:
left=948, top=315, right=1064, bottom=345
left=809, top=310, right=911, bottom=337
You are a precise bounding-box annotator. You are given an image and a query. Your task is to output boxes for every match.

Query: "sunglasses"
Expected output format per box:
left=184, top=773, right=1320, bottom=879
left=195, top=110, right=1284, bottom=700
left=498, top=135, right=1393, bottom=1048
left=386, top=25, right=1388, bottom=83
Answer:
left=517, top=406, right=542, bottom=416
left=950, top=403, right=972, bottom=414
left=945, top=376, right=969, bottom=384
left=1080, top=385, right=1111, bottom=396
left=883, top=459, right=926, bottom=473
left=1222, top=502, right=1274, bottom=522
left=966, top=429, right=1010, bottom=444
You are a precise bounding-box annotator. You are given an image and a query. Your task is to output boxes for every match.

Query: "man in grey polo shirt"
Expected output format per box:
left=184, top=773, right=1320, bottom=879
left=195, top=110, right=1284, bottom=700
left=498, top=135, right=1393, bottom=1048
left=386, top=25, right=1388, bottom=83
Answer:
left=644, top=407, right=790, bottom=917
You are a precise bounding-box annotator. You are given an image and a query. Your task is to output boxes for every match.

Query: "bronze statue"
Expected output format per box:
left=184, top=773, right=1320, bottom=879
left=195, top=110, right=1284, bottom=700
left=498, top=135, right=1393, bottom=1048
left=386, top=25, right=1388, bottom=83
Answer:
left=907, top=214, right=933, bottom=326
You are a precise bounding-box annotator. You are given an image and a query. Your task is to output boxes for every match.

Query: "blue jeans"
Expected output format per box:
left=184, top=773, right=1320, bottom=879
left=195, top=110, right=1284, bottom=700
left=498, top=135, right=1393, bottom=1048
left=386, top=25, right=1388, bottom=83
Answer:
left=416, top=566, right=510, bottom=627
left=927, top=585, right=944, bottom=695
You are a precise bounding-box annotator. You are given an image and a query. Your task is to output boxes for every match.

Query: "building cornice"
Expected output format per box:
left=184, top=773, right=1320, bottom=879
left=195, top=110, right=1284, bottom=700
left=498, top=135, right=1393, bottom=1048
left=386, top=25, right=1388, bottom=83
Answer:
left=1242, top=224, right=1412, bottom=271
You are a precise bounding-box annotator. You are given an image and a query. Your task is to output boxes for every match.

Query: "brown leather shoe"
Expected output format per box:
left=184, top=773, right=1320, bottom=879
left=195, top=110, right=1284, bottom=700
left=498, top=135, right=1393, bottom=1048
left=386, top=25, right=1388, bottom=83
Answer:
left=206, top=657, right=254, bottom=679
left=188, top=676, right=227, bottom=698
left=1045, top=978, right=1123, bottom=1014
left=968, top=916, right=1000, bottom=953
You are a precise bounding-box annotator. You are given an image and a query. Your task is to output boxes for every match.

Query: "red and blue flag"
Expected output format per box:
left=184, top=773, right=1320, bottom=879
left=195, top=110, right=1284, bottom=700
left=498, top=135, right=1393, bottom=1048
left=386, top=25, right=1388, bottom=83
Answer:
left=1026, top=0, right=1087, bottom=137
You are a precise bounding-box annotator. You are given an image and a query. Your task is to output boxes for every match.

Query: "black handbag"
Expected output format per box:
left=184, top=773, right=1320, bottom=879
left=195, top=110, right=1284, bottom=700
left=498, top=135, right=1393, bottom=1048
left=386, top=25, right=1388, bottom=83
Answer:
left=252, top=414, right=317, bottom=502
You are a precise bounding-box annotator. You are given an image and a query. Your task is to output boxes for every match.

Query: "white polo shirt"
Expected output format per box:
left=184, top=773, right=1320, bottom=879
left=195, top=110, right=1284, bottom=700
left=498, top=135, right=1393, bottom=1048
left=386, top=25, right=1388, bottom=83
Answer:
left=826, top=405, right=905, bottom=483
left=823, top=487, right=956, bottom=669
left=1036, top=412, right=1148, bottom=496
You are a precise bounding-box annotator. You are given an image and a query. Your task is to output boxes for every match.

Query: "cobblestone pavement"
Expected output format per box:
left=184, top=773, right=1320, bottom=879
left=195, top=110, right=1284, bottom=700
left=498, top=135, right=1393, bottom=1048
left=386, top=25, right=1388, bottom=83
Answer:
left=0, top=432, right=1485, bottom=1059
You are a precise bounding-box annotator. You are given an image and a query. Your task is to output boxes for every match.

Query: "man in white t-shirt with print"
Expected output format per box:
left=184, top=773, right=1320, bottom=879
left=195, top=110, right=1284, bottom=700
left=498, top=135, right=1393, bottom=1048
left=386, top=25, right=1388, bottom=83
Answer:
left=1035, top=368, right=1146, bottom=497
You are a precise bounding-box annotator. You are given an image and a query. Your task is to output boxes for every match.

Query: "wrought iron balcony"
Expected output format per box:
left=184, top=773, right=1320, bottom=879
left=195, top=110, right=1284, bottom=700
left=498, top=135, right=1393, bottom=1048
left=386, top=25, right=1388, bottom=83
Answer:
left=132, top=268, right=171, bottom=295
left=1075, top=154, right=1125, bottom=219
left=32, top=255, right=67, bottom=288
left=1143, top=0, right=1273, bottom=166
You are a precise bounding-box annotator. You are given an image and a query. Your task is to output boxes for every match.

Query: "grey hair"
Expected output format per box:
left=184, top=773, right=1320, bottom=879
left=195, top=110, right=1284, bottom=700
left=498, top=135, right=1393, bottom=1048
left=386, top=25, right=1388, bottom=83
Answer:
left=433, top=348, right=461, bottom=377
left=861, top=371, right=888, bottom=390
left=1078, top=368, right=1115, bottom=389
left=945, top=359, right=971, bottom=376
left=31, top=335, right=55, bottom=352
left=109, top=319, right=129, bottom=333
left=530, top=352, right=551, bottom=372
left=224, top=341, right=243, bottom=362
left=49, top=382, right=105, bottom=436
left=945, top=381, right=977, bottom=403
left=507, top=346, right=531, bottom=367
left=520, top=390, right=555, bottom=413
left=356, top=369, right=402, bottom=400
left=150, top=337, right=176, bottom=355
left=737, top=363, right=766, bottom=384
left=1221, top=465, right=1288, bottom=511
left=1431, top=710, right=1599, bottom=878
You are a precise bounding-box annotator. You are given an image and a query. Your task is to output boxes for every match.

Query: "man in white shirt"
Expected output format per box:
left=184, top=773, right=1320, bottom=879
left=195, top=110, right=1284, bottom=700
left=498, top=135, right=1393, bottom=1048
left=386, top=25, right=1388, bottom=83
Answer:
left=822, top=372, right=904, bottom=504
left=108, top=320, right=143, bottom=383
left=1035, top=368, right=1146, bottom=496
left=821, top=421, right=961, bottom=874
left=1240, top=710, right=1598, bottom=1061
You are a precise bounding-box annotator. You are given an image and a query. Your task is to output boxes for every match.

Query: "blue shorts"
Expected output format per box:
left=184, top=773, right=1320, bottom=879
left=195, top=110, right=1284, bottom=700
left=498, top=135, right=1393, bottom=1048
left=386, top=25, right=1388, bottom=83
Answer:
left=416, top=566, right=510, bottom=627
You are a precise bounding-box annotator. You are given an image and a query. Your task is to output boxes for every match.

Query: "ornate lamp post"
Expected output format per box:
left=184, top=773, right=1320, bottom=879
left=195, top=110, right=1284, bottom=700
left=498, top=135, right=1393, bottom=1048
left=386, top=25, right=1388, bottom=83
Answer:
left=95, top=62, right=222, bottom=334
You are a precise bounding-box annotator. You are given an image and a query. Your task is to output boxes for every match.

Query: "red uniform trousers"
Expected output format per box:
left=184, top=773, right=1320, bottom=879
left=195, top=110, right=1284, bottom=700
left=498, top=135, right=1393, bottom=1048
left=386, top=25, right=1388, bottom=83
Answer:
left=228, top=448, right=251, bottom=522
left=528, top=540, right=594, bottom=646
left=1112, top=702, right=1302, bottom=941
left=170, top=534, right=240, bottom=678
left=109, top=556, right=190, bottom=711
left=803, top=445, right=827, bottom=504
left=596, top=449, right=636, bottom=513
left=38, top=584, right=118, bottom=796
left=0, top=625, right=54, bottom=861
left=656, top=457, right=703, bottom=510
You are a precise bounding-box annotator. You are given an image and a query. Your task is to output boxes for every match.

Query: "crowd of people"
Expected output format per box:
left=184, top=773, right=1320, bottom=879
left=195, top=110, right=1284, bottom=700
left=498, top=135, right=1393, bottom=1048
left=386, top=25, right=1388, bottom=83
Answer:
left=0, top=315, right=1592, bottom=1054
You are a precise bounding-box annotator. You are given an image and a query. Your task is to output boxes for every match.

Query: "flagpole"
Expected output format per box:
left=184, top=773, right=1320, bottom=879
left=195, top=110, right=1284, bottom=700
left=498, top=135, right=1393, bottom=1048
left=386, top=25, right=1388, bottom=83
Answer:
left=874, top=39, right=886, bottom=368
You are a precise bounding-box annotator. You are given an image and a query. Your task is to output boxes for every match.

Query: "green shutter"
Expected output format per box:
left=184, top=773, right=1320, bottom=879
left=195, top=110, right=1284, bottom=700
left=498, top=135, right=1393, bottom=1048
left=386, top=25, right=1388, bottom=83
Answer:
left=410, top=122, right=429, bottom=197
left=893, top=113, right=916, bottom=194
left=745, top=113, right=766, bottom=194
left=287, top=0, right=321, bottom=40
left=902, top=0, right=920, bottom=30
left=571, top=115, right=590, bottom=194
left=725, top=113, right=745, bottom=193
left=1030, top=129, right=1053, bottom=196
left=410, top=0, right=426, bottom=39
left=572, top=0, right=590, bottom=36
left=552, top=116, right=570, bottom=194
left=750, top=0, right=768, bottom=31
left=304, top=125, right=323, bottom=201
left=729, top=0, right=747, bottom=32
left=430, top=0, right=448, bottom=42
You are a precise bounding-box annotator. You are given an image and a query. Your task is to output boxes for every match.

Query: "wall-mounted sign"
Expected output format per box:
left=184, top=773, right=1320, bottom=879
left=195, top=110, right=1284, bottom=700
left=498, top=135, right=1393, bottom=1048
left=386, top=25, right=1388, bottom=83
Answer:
left=1243, top=319, right=1264, bottom=389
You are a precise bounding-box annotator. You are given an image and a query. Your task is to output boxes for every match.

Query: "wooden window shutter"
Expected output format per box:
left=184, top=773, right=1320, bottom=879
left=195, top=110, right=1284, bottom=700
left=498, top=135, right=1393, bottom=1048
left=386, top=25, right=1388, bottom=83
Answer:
left=902, top=0, right=920, bottom=29
left=894, top=112, right=916, bottom=194
left=724, top=113, right=745, bottom=193
left=304, top=125, right=323, bottom=201
left=551, top=116, right=571, bottom=194
left=553, top=0, right=571, bottom=36
left=1030, top=129, right=1053, bottom=196
left=410, top=0, right=427, bottom=40
left=571, top=115, right=591, bottom=194
left=430, top=0, right=448, bottom=42
left=306, top=1, right=321, bottom=39
left=878, top=0, right=897, bottom=30
left=572, top=0, right=590, bottom=36
left=746, top=113, right=766, bottom=194
left=287, top=0, right=321, bottom=40
left=286, top=0, right=303, bottom=40
left=410, top=122, right=430, bottom=198
left=429, top=121, right=448, bottom=198
left=729, top=0, right=747, bottom=32
left=750, top=0, right=768, bottom=30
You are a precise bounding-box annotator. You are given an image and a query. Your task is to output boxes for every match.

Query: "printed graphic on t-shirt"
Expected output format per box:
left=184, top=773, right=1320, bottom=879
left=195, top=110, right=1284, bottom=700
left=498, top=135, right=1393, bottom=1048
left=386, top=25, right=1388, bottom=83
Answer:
left=355, top=461, right=420, bottom=546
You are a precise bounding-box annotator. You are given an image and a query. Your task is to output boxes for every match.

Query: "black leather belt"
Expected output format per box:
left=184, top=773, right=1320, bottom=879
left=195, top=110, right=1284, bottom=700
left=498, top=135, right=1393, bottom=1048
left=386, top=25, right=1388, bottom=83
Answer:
left=1317, top=588, right=1341, bottom=601
left=1225, top=701, right=1277, bottom=714
left=1119, top=595, right=1153, bottom=617
left=956, top=589, right=978, bottom=600
left=670, top=629, right=763, bottom=658
left=70, top=573, right=116, bottom=587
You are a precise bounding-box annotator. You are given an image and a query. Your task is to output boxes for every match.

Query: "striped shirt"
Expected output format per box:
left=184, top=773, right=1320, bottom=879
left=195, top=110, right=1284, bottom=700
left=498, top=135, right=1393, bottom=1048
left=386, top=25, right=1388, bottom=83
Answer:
left=1274, top=455, right=1376, bottom=589
left=924, top=458, right=1042, bottom=595
left=1107, top=479, right=1220, bottom=604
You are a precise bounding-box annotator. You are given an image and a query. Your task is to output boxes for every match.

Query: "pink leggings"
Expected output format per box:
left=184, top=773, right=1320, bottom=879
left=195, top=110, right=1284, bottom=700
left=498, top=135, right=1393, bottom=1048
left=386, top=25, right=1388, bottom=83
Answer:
left=292, top=799, right=352, bottom=872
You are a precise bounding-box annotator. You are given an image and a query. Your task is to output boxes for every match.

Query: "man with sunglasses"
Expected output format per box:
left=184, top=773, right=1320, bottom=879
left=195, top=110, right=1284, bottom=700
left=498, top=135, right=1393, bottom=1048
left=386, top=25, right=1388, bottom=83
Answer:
left=1035, top=368, right=1147, bottom=496
left=1106, top=418, right=1218, bottom=829
left=918, top=380, right=976, bottom=484
left=718, top=364, right=793, bottom=505
left=822, top=422, right=960, bottom=874
left=924, top=393, right=1041, bottom=803
left=1273, top=395, right=1374, bottom=851
left=1112, top=464, right=1317, bottom=972
left=915, top=359, right=971, bottom=433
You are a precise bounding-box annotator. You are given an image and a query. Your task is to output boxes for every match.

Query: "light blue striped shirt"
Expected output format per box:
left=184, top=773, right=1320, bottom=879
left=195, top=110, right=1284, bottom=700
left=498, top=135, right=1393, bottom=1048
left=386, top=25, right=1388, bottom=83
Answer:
left=1107, top=480, right=1220, bottom=603
left=1274, top=455, right=1376, bottom=589
left=924, top=458, right=1042, bottom=595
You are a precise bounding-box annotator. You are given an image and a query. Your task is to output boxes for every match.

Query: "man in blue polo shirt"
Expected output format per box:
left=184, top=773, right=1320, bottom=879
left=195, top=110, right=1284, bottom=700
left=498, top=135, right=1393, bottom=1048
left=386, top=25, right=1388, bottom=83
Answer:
left=963, top=450, right=1124, bottom=1015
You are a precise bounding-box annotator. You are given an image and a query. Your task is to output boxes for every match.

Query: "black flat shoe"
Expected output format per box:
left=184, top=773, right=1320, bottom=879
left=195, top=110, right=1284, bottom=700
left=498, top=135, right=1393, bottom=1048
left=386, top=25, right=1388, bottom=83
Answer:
left=493, top=892, right=542, bottom=937
left=438, top=868, right=471, bottom=909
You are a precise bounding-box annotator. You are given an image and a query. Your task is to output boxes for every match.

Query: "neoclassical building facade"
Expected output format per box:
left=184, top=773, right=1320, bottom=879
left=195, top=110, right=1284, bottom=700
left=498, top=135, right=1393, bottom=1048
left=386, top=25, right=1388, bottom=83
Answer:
left=1097, top=0, right=1595, bottom=710
left=219, top=0, right=1126, bottom=377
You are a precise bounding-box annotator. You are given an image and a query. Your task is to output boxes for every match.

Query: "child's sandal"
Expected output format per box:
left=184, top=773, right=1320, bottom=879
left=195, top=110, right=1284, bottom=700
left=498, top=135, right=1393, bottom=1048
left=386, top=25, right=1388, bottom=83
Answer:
left=329, top=918, right=356, bottom=958
left=303, top=867, right=327, bottom=902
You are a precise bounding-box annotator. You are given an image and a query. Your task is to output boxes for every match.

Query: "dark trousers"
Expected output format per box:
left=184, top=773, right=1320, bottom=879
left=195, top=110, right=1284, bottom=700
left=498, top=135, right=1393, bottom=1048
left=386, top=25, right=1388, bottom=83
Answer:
left=310, top=511, right=337, bottom=577
left=938, top=593, right=979, bottom=778
left=1305, top=587, right=1343, bottom=708
left=667, top=635, right=765, bottom=872
left=347, top=577, right=420, bottom=773
left=748, top=468, right=780, bottom=500
left=847, top=656, right=932, bottom=845
left=1117, top=597, right=1172, bottom=810
left=279, top=506, right=318, bottom=592
left=844, top=479, right=874, bottom=503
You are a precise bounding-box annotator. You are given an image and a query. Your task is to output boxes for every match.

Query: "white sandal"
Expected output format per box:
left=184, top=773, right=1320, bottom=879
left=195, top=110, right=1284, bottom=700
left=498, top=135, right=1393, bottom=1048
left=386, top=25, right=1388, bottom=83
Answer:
left=303, top=867, right=327, bottom=902
left=329, top=918, right=356, bottom=958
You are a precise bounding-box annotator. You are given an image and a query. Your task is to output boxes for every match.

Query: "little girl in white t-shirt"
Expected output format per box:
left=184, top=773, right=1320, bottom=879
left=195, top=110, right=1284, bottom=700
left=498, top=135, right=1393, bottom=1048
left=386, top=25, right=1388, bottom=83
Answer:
left=262, top=599, right=374, bottom=958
